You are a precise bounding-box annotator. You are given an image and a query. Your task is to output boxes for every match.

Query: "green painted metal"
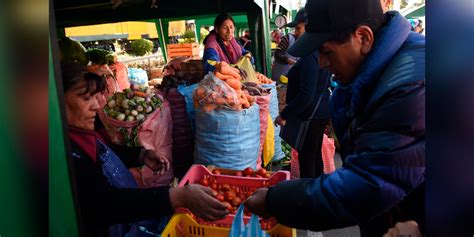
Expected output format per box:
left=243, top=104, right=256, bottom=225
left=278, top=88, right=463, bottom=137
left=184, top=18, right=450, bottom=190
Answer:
left=154, top=19, right=169, bottom=63
left=0, top=12, right=35, bottom=237
left=49, top=39, right=80, bottom=237
left=405, top=5, right=425, bottom=18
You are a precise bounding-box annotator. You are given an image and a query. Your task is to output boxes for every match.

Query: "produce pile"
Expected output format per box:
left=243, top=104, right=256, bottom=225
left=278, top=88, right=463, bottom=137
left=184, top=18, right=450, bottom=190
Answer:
left=256, top=72, right=273, bottom=84
left=104, top=84, right=163, bottom=122
left=197, top=167, right=275, bottom=230
left=193, top=61, right=271, bottom=112
left=210, top=167, right=271, bottom=178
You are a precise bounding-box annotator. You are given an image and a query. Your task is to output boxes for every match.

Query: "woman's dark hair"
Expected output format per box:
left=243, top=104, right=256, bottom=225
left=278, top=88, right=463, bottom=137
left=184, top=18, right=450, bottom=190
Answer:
left=202, top=13, right=236, bottom=46
left=328, top=15, right=386, bottom=43
left=213, top=13, right=235, bottom=30
left=61, top=62, right=106, bottom=95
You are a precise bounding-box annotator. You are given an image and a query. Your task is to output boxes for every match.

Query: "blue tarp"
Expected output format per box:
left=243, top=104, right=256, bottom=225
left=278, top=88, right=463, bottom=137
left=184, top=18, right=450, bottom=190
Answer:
left=177, top=83, right=199, bottom=132
left=194, top=104, right=260, bottom=170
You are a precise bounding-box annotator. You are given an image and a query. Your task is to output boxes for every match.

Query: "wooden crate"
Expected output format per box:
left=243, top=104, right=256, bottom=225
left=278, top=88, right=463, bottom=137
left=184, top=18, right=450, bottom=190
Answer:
left=167, top=43, right=200, bottom=58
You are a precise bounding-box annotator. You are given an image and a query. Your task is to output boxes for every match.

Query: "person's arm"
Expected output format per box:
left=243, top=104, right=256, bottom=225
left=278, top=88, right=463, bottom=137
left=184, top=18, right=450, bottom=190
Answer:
left=250, top=83, right=425, bottom=231
left=279, top=53, right=321, bottom=120
left=73, top=154, right=173, bottom=226
left=74, top=153, right=227, bottom=227
left=203, top=47, right=220, bottom=73
left=110, top=145, right=142, bottom=167
left=274, top=35, right=291, bottom=65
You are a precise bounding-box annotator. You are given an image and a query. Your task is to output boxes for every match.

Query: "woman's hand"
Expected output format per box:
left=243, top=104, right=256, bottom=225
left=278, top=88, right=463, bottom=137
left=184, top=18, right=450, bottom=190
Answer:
left=170, top=185, right=229, bottom=221
left=243, top=188, right=270, bottom=218
left=274, top=115, right=286, bottom=126
left=139, top=149, right=170, bottom=175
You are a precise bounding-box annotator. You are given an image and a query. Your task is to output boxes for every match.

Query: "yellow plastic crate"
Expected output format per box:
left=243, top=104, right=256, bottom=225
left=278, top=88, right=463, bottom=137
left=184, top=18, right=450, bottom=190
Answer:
left=161, top=214, right=296, bottom=237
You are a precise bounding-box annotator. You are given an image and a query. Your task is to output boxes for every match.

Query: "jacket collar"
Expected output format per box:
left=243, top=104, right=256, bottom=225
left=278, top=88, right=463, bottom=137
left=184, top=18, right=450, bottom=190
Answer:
left=347, top=11, right=412, bottom=117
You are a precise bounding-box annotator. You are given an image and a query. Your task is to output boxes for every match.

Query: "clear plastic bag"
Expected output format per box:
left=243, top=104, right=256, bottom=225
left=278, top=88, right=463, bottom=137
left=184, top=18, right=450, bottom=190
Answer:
left=193, top=72, right=241, bottom=112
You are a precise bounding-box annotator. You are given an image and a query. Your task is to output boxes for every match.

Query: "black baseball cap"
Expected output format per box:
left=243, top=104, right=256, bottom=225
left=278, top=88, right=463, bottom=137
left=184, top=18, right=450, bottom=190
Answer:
left=288, top=0, right=384, bottom=57
left=282, top=8, right=307, bottom=28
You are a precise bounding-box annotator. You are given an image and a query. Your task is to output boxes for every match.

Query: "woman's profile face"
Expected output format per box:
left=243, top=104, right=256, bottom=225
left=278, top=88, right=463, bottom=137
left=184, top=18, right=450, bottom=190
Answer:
left=217, top=19, right=235, bottom=42
left=65, top=80, right=100, bottom=131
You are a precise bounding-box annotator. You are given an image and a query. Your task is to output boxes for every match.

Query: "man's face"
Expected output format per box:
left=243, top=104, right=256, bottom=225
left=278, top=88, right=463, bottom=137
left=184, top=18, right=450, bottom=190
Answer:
left=318, top=35, right=366, bottom=84
left=294, top=22, right=306, bottom=38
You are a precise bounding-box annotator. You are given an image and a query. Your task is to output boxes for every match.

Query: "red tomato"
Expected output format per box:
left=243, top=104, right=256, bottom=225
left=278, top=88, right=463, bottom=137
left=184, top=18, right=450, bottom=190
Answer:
left=221, top=183, right=231, bottom=191
left=210, top=183, right=218, bottom=190
left=216, top=194, right=225, bottom=202
left=211, top=190, right=218, bottom=197
left=212, top=169, right=221, bottom=175
left=224, top=190, right=236, bottom=202
left=208, top=176, right=216, bottom=185
left=235, top=171, right=243, bottom=176
left=201, top=178, right=209, bottom=186
left=255, top=174, right=263, bottom=178
left=256, top=168, right=267, bottom=176
left=243, top=167, right=254, bottom=176
left=230, top=197, right=242, bottom=207
left=239, top=193, right=247, bottom=200
left=222, top=201, right=233, bottom=212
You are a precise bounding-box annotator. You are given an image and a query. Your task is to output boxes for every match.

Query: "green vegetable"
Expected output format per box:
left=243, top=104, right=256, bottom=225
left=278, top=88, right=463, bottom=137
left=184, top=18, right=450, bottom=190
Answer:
left=128, top=39, right=154, bottom=56
left=86, top=48, right=115, bottom=65
left=58, top=37, right=89, bottom=66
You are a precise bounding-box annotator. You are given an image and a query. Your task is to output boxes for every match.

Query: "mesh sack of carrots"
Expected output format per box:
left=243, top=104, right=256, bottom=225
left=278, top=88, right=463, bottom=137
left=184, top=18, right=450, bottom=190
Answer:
left=193, top=71, right=254, bottom=112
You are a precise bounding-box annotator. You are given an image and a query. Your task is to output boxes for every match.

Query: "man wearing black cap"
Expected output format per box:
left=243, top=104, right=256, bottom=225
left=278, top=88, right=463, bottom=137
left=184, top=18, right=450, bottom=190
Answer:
left=244, top=0, right=425, bottom=236
left=271, top=8, right=306, bottom=82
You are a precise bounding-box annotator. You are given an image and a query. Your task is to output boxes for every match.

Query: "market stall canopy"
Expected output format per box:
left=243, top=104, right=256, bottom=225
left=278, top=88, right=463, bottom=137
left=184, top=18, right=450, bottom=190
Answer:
left=402, top=3, right=425, bottom=18
left=54, top=0, right=262, bottom=27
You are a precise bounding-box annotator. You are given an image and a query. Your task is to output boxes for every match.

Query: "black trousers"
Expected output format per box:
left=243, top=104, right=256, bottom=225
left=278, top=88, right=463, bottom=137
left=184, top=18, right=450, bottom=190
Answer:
left=297, top=118, right=329, bottom=178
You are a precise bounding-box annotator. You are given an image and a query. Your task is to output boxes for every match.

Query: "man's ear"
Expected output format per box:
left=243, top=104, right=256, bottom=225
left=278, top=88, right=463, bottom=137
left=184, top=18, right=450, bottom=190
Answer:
left=354, top=25, right=374, bottom=55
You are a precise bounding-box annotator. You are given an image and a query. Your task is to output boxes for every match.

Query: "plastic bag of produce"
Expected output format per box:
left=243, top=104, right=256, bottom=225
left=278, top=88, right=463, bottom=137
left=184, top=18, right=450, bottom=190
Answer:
left=108, top=61, right=130, bottom=91
left=194, top=103, right=260, bottom=170
left=99, top=86, right=174, bottom=187
left=254, top=94, right=271, bottom=169
left=128, top=67, right=149, bottom=86
left=263, top=114, right=275, bottom=167
left=193, top=72, right=241, bottom=112
left=161, top=88, right=194, bottom=178
left=229, top=205, right=269, bottom=237
left=177, top=83, right=199, bottom=131
left=261, top=83, right=285, bottom=162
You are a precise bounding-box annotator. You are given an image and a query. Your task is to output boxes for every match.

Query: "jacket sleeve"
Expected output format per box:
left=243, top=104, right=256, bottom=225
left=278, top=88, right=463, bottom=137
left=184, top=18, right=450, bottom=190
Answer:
left=279, top=54, right=319, bottom=120
left=203, top=47, right=220, bottom=73
left=73, top=153, right=174, bottom=227
left=265, top=83, right=425, bottom=231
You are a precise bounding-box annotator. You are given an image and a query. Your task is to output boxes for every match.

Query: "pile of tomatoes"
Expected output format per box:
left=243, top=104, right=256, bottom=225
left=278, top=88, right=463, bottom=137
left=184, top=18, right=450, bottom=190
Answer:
left=211, top=167, right=272, bottom=178
left=200, top=175, right=264, bottom=214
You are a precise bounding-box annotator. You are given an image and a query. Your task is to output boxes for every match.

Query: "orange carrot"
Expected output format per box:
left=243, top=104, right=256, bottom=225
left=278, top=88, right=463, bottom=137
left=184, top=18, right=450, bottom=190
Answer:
left=134, top=91, right=147, bottom=97
left=214, top=71, right=236, bottom=81
left=218, top=62, right=241, bottom=78
left=220, top=61, right=240, bottom=74
left=225, top=79, right=242, bottom=91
